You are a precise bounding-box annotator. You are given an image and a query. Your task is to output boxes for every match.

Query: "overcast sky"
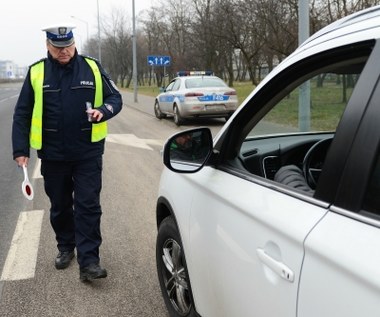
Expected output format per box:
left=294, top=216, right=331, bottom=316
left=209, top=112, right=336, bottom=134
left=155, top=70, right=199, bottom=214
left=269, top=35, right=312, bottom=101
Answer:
left=0, top=0, right=154, bottom=66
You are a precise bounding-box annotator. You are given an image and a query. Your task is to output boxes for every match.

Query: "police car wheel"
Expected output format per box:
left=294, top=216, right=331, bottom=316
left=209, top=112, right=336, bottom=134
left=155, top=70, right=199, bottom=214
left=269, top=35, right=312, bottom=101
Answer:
left=156, top=216, right=197, bottom=317
left=173, top=105, right=183, bottom=126
left=155, top=101, right=166, bottom=119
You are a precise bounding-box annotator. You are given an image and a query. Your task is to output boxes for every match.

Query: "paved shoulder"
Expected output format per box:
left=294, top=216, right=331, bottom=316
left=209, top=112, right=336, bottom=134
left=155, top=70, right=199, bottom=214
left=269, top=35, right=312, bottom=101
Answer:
left=120, top=90, right=155, bottom=116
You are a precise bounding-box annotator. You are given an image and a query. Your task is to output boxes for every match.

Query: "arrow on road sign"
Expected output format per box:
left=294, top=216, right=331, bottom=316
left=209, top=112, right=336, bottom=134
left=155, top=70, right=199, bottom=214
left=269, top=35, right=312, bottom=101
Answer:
left=147, top=55, right=171, bottom=66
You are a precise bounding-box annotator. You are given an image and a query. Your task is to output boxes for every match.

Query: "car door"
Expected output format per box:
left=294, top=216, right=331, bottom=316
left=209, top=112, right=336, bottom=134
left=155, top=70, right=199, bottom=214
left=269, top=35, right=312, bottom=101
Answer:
left=159, top=80, right=176, bottom=113
left=186, top=169, right=328, bottom=317
left=161, top=79, right=181, bottom=114
left=298, top=209, right=380, bottom=317
left=298, top=45, right=380, bottom=316
left=184, top=42, right=375, bottom=317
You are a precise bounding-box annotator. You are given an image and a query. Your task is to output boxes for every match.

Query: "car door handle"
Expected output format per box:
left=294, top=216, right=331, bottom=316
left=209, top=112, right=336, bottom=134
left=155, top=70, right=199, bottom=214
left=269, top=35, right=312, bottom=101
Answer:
left=256, top=248, right=294, bottom=282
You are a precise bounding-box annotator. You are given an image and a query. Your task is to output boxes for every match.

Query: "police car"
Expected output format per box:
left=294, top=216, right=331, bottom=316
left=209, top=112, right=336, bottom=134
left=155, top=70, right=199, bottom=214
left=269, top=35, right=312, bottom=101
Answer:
left=154, top=71, right=238, bottom=126
left=155, top=5, right=380, bottom=317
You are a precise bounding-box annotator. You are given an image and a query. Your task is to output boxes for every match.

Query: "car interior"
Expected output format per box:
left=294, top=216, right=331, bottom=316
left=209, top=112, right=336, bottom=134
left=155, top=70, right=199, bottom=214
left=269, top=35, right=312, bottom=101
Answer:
left=226, top=52, right=371, bottom=195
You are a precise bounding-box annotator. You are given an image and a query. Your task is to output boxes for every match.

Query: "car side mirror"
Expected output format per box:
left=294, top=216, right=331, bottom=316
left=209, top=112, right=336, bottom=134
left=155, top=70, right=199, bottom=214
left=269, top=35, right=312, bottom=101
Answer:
left=159, top=87, right=165, bottom=93
left=163, top=128, right=213, bottom=173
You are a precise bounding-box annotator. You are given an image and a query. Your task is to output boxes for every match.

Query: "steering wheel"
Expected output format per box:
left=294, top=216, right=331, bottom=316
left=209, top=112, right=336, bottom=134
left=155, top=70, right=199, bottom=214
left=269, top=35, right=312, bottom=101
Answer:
left=302, top=137, right=333, bottom=189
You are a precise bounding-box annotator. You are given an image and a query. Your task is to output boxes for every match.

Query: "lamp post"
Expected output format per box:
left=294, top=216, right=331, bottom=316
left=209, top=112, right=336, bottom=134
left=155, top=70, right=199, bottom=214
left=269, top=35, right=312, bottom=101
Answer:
left=298, top=0, right=310, bottom=131
left=97, top=0, right=101, bottom=62
left=132, top=0, right=138, bottom=102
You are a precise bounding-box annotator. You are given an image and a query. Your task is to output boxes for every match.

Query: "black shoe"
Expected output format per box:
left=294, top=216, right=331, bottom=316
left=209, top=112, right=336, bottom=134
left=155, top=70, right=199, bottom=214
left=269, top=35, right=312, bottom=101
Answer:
left=55, top=251, right=75, bottom=270
left=80, top=263, right=107, bottom=281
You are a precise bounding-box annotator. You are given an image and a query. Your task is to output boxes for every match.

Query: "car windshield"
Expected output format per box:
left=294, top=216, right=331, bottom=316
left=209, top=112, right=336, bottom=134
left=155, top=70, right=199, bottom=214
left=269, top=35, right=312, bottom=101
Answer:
left=185, top=77, right=227, bottom=89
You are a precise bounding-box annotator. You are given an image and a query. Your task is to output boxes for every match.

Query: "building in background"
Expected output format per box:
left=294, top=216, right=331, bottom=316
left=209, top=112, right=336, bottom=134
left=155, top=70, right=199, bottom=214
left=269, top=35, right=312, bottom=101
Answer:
left=0, top=60, right=27, bottom=79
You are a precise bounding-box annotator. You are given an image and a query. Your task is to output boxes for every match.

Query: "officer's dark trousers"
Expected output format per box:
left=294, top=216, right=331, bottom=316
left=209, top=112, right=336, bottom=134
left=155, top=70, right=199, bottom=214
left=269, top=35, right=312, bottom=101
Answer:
left=41, top=157, right=103, bottom=269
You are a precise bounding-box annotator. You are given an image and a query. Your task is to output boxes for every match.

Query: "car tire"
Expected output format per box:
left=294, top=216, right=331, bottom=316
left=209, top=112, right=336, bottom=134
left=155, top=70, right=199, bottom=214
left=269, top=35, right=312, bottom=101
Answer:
left=155, top=100, right=166, bottom=119
left=173, top=105, right=183, bottom=126
left=156, top=216, right=197, bottom=317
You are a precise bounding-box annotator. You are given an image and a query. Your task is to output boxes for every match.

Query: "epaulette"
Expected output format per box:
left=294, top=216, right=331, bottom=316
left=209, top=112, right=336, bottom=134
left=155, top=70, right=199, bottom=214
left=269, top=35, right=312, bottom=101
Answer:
left=29, top=58, right=47, bottom=68
left=81, top=55, right=99, bottom=63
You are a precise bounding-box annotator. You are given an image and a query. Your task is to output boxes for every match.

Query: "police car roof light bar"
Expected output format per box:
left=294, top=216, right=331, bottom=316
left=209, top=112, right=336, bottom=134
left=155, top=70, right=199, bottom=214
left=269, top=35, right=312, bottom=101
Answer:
left=177, top=70, right=214, bottom=77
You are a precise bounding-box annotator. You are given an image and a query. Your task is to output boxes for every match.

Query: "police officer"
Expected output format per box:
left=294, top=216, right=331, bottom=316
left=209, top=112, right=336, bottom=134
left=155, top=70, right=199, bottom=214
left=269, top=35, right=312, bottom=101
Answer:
left=12, top=24, right=123, bottom=281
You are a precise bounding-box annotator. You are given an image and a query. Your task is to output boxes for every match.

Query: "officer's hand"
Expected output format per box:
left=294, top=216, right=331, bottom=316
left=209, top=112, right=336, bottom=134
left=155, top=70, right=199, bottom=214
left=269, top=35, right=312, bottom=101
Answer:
left=86, top=109, right=104, bottom=122
left=15, top=156, right=29, bottom=167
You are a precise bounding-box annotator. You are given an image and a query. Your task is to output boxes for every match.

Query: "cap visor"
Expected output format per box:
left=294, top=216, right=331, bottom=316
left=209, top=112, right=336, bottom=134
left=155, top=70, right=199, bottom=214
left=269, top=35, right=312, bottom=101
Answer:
left=48, top=38, right=74, bottom=48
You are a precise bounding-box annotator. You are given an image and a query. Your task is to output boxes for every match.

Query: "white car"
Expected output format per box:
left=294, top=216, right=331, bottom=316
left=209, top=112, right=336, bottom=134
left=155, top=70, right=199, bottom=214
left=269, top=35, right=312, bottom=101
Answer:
left=155, top=5, right=380, bottom=317
left=154, top=71, right=238, bottom=126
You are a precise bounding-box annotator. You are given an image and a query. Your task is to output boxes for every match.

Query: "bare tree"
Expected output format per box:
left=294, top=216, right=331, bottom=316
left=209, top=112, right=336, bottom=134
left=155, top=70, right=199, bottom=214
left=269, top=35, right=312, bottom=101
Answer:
left=101, top=8, right=132, bottom=87
left=96, top=0, right=380, bottom=88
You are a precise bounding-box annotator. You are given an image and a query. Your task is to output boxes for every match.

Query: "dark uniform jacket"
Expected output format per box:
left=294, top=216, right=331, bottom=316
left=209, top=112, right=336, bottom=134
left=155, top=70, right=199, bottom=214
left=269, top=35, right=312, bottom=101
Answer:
left=12, top=50, right=122, bottom=161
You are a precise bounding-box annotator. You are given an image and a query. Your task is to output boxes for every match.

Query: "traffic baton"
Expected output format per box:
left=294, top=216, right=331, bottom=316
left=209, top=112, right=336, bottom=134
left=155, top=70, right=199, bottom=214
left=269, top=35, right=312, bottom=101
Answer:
left=21, top=165, right=34, bottom=200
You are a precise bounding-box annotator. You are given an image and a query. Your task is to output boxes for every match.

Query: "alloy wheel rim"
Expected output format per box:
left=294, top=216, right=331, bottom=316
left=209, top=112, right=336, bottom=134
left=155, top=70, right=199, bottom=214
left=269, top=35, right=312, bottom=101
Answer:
left=161, top=238, right=191, bottom=315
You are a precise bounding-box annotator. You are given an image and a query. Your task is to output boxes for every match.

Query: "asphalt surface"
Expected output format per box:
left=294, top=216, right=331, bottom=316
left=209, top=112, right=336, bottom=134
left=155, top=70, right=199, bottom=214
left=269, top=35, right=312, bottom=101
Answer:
left=0, top=83, right=225, bottom=317
left=0, top=84, right=170, bottom=317
left=120, top=89, right=156, bottom=116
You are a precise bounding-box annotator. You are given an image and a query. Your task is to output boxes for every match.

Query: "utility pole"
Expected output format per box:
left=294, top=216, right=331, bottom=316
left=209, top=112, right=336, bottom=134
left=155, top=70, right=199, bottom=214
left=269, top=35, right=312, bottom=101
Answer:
left=298, top=0, right=310, bottom=131
left=132, top=0, right=138, bottom=102
left=97, top=0, right=102, bottom=62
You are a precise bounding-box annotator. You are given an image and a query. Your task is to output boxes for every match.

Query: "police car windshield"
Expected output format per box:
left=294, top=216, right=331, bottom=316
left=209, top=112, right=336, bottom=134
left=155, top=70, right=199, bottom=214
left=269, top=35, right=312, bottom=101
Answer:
left=185, top=77, right=227, bottom=89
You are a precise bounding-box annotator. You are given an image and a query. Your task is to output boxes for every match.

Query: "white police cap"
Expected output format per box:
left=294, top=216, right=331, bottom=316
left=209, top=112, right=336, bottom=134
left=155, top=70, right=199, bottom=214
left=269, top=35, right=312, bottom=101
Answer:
left=42, top=24, right=76, bottom=47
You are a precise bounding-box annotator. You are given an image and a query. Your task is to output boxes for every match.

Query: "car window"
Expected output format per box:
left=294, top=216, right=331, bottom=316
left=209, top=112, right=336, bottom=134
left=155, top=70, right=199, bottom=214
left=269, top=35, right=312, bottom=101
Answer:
left=231, top=49, right=372, bottom=195
left=172, top=79, right=181, bottom=91
left=185, top=77, right=227, bottom=89
left=165, top=81, right=175, bottom=92
left=249, top=71, right=360, bottom=137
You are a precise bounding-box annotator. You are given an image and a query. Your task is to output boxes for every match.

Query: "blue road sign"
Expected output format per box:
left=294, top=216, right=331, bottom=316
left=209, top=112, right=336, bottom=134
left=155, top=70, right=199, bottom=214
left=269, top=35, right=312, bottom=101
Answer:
left=147, top=55, right=171, bottom=66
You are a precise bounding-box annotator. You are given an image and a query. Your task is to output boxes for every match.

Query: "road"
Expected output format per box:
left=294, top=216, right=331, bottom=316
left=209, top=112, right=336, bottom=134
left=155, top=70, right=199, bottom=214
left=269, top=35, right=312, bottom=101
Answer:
left=0, top=83, right=224, bottom=316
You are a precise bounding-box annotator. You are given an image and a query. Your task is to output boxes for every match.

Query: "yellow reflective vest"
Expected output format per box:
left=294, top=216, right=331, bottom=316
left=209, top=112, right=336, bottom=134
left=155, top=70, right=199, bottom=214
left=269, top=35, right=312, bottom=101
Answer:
left=29, top=57, right=107, bottom=150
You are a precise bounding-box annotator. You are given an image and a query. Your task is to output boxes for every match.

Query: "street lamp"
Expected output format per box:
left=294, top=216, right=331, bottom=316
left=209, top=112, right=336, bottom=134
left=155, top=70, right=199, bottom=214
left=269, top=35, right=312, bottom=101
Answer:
left=132, top=0, right=138, bottom=102
left=97, top=0, right=101, bottom=62
left=298, top=0, right=310, bottom=131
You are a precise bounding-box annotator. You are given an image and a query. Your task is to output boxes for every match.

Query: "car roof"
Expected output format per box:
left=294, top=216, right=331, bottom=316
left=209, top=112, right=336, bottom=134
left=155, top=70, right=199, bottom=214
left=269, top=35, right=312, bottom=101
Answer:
left=303, top=5, right=380, bottom=47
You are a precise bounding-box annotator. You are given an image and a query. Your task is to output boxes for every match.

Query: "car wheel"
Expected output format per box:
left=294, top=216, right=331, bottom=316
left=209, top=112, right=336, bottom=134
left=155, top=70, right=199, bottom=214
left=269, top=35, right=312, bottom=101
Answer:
left=155, top=100, right=166, bottom=119
left=156, top=216, right=197, bottom=317
left=173, top=105, right=183, bottom=126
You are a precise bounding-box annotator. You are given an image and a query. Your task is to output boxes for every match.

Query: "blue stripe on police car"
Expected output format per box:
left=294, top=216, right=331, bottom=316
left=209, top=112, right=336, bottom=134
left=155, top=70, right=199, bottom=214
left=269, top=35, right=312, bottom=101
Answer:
left=198, top=94, right=229, bottom=102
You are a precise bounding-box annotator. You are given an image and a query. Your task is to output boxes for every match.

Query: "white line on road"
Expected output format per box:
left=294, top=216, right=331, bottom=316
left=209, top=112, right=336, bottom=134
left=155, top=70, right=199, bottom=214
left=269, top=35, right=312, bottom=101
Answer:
left=107, top=133, right=164, bottom=151
left=0, top=94, right=19, bottom=103
left=1, top=210, right=44, bottom=281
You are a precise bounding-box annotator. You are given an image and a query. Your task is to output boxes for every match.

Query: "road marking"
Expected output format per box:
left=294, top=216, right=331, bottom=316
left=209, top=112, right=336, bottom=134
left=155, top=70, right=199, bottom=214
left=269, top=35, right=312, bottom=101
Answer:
left=1, top=210, right=44, bottom=281
left=0, top=94, right=19, bottom=103
left=0, top=134, right=160, bottom=281
left=107, top=134, right=164, bottom=151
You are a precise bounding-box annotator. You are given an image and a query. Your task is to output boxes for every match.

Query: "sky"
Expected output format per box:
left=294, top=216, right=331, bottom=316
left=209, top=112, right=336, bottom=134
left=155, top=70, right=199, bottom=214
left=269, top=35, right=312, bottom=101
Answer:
left=0, top=0, right=155, bottom=67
